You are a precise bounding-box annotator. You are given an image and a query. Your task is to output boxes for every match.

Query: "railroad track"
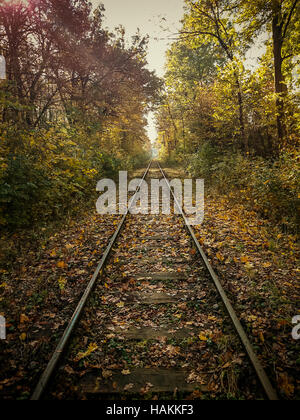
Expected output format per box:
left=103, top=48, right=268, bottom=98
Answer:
left=31, top=162, right=278, bottom=400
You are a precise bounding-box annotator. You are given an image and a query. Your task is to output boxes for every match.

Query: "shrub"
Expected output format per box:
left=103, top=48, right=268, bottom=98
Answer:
left=187, top=144, right=299, bottom=233
left=0, top=125, right=144, bottom=230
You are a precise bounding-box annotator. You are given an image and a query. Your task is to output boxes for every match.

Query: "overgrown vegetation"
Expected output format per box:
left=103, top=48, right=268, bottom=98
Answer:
left=156, top=0, right=299, bottom=233
left=0, top=0, right=160, bottom=231
left=186, top=145, right=299, bottom=232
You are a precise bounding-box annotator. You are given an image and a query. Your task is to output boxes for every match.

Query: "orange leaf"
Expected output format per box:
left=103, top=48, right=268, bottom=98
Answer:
left=241, top=256, right=250, bottom=264
left=216, top=252, right=224, bottom=262
left=57, top=261, right=67, bottom=269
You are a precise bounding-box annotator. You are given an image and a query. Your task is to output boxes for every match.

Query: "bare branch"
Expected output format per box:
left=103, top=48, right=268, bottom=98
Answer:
left=282, top=0, right=299, bottom=39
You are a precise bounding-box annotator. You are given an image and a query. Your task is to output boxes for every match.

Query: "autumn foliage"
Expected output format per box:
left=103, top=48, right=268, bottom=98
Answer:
left=156, top=0, right=299, bottom=233
left=0, top=0, right=161, bottom=229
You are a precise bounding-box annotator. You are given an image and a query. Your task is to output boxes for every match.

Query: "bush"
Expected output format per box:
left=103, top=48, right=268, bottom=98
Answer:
left=130, top=151, right=152, bottom=169
left=0, top=125, right=144, bottom=230
left=187, top=144, right=299, bottom=233
left=249, top=152, right=299, bottom=232
left=0, top=154, right=50, bottom=227
left=187, top=142, right=220, bottom=181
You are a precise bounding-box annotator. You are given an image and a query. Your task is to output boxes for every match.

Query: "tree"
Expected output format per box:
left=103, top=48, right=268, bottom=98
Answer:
left=237, top=0, right=300, bottom=148
left=181, top=0, right=249, bottom=152
left=156, top=37, right=223, bottom=158
left=0, top=0, right=162, bottom=229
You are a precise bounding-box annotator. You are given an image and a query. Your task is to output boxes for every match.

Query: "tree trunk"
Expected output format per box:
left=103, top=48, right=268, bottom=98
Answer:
left=272, top=3, right=288, bottom=150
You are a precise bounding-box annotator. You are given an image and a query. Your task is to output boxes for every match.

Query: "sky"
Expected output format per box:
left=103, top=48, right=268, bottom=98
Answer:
left=91, top=0, right=185, bottom=141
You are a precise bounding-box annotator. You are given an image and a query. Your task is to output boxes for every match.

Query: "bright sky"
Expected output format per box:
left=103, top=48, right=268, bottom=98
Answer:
left=92, top=0, right=185, bottom=141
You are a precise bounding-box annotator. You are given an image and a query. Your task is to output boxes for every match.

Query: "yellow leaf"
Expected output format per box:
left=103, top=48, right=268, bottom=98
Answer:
left=263, top=262, right=272, bottom=268
left=75, top=343, right=98, bottom=362
left=199, top=334, right=208, bottom=342
left=117, top=302, right=125, bottom=308
left=245, top=262, right=254, bottom=270
left=241, top=256, right=250, bottom=264
left=20, top=333, right=27, bottom=341
left=216, top=252, right=224, bottom=262
left=121, top=369, right=131, bottom=375
left=20, top=314, right=29, bottom=324
left=58, top=276, right=67, bottom=291
left=57, top=261, right=67, bottom=269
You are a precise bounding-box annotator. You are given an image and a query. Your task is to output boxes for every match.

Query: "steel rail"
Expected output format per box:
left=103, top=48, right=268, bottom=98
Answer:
left=31, top=161, right=153, bottom=400
left=157, top=162, right=278, bottom=401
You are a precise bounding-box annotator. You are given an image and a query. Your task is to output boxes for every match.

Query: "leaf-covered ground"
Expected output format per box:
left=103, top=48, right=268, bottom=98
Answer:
left=194, top=194, right=300, bottom=399
left=49, top=209, right=260, bottom=400
left=0, top=212, right=121, bottom=399
left=0, top=166, right=299, bottom=400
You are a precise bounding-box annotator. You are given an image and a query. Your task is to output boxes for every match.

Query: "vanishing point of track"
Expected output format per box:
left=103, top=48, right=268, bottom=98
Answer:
left=31, top=162, right=278, bottom=401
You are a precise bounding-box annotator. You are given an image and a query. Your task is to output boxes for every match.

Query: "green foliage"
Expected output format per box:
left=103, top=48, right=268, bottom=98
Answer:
left=249, top=152, right=299, bottom=231
left=0, top=1, right=160, bottom=232
left=156, top=0, right=299, bottom=234
left=130, top=151, right=153, bottom=169
left=186, top=142, right=219, bottom=181
left=0, top=124, right=137, bottom=229
left=187, top=145, right=299, bottom=232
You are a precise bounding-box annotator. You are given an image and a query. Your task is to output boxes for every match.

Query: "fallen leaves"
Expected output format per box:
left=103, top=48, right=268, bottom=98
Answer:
left=2, top=167, right=298, bottom=401
left=57, top=261, right=68, bottom=269
left=166, top=345, right=180, bottom=357
left=140, top=382, right=153, bottom=395
left=102, top=370, right=113, bottom=379
left=19, top=314, right=29, bottom=324
left=241, top=255, right=250, bottom=264
left=263, top=262, right=272, bottom=268
left=194, top=193, right=299, bottom=400
left=199, top=334, right=208, bottom=342
left=124, top=383, right=134, bottom=391
left=0, top=212, right=123, bottom=399
left=57, top=277, right=67, bottom=292
left=216, top=252, right=225, bottom=262
left=75, top=343, right=98, bottom=362
left=187, top=372, right=206, bottom=385
left=278, top=373, right=295, bottom=397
